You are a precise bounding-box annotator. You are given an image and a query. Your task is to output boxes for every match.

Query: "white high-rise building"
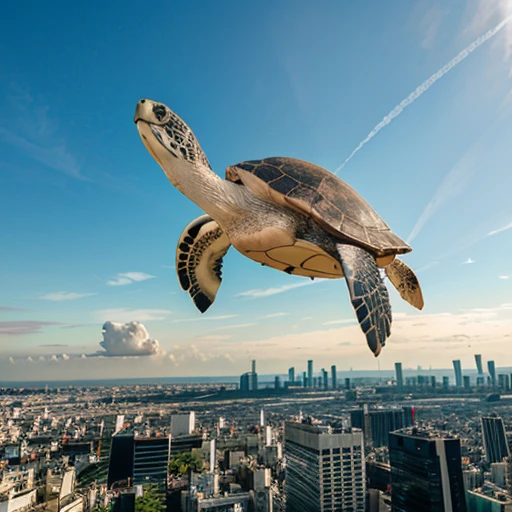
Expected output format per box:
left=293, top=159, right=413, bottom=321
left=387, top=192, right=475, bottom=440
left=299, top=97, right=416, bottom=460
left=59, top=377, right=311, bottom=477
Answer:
left=170, top=412, right=195, bottom=437
left=285, top=421, right=366, bottom=512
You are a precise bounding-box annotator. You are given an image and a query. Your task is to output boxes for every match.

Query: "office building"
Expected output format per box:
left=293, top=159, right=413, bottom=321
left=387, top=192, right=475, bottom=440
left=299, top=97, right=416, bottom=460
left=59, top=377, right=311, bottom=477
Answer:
left=481, top=416, right=511, bottom=464
left=476, top=376, right=485, bottom=388
left=395, top=362, right=404, bottom=388
left=288, top=367, right=295, bottom=384
left=322, top=368, right=328, bottom=389
left=488, top=360, right=497, bottom=388
left=170, top=412, right=195, bottom=437
left=498, top=373, right=510, bottom=391
left=453, top=360, right=463, bottom=388
left=345, top=378, right=351, bottom=390
left=274, top=376, right=280, bottom=389
left=475, top=354, right=483, bottom=375
left=285, top=420, right=366, bottom=512
left=463, top=375, right=470, bottom=390
left=466, top=490, right=512, bottom=511
left=302, top=371, right=307, bottom=388
left=307, top=360, right=313, bottom=388
left=430, top=376, right=436, bottom=388
left=331, top=365, right=337, bottom=389
left=240, top=360, right=258, bottom=392
left=350, top=406, right=414, bottom=448
left=107, top=432, right=170, bottom=488
left=443, top=376, right=450, bottom=389
left=389, top=428, right=467, bottom=512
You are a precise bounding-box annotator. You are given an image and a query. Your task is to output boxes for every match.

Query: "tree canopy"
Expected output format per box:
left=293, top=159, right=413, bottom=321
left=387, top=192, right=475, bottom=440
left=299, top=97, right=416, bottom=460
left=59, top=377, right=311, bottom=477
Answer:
left=169, top=448, right=204, bottom=476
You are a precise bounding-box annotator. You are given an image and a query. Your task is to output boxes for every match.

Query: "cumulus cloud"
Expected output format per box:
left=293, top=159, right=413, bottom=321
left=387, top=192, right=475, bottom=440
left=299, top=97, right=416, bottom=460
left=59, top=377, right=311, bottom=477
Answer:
left=107, top=272, right=155, bottom=286
left=39, top=291, right=97, bottom=301
left=167, top=344, right=236, bottom=367
left=98, top=321, right=161, bottom=357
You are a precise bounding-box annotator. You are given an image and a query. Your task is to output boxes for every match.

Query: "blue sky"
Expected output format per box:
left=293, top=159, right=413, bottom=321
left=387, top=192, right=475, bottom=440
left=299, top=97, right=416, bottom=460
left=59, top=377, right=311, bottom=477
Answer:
left=1, top=0, right=512, bottom=381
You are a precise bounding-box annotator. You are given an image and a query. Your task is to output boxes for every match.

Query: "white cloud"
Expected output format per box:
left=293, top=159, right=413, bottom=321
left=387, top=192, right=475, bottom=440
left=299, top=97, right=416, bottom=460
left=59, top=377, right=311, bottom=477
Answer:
left=107, top=272, right=156, bottom=286
left=323, top=319, right=357, bottom=326
left=499, top=275, right=509, bottom=279
left=462, top=258, right=475, bottom=264
left=260, top=312, right=290, bottom=319
left=488, top=220, right=512, bottom=236
left=61, top=353, right=70, bottom=360
left=194, top=334, right=232, bottom=341
left=40, top=291, right=97, bottom=301
left=420, top=4, right=448, bottom=49
left=94, top=308, right=170, bottom=323
left=98, top=321, right=161, bottom=357
left=215, top=323, right=257, bottom=331
left=237, top=279, right=322, bottom=298
left=172, top=314, right=238, bottom=323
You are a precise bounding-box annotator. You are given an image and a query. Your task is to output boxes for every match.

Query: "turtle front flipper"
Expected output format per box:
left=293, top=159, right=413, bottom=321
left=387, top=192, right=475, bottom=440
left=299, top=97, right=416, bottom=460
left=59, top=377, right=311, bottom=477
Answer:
left=385, top=259, right=424, bottom=310
left=176, top=215, right=231, bottom=313
left=337, top=244, right=391, bottom=357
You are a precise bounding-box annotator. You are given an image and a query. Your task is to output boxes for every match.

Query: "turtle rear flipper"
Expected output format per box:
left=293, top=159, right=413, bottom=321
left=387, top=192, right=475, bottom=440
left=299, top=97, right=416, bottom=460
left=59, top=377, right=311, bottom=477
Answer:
left=337, top=244, right=391, bottom=357
left=176, top=215, right=231, bottom=313
left=385, top=259, right=424, bottom=311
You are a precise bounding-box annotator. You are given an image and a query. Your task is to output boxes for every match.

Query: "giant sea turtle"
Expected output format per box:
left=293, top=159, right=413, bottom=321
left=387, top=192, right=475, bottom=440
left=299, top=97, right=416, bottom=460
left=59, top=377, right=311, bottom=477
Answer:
left=134, top=99, right=423, bottom=356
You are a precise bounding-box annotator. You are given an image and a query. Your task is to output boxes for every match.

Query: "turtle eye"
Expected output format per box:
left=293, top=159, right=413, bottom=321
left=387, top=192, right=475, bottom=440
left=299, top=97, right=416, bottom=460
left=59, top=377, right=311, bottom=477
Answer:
left=152, top=104, right=167, bottom=122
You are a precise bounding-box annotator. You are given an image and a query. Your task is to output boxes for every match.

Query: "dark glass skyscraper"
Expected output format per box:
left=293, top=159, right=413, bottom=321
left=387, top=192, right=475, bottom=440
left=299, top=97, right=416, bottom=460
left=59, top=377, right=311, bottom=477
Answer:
left=488, top=360, right=496, bottom=388
left=288, top=367, right=295, bottom=383
left=389, top=429, right=467, bottom=512
left=307, top=359, right=313, bottom=388
left=351, top=406, right=414, bottom=448
left=474, top=354, right=483, bottom=376
left=331, top=365, right=337, bottom=389
left=453, top=360, right=462, bottom=388
left=395, top=362, right=404, bottom=388
left=481, top=415, right=511, bottom=464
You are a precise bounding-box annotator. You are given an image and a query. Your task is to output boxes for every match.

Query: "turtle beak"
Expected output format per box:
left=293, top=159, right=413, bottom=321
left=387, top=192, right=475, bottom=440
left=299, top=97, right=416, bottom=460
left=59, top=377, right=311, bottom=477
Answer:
left=134, top=99, right=153, bottom=124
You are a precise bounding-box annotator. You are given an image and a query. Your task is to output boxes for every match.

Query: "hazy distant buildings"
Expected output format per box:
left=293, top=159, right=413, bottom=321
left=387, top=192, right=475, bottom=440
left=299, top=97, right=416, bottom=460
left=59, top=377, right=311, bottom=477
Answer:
left=322, top=368, right=328, bottom=389
left=475, top=354, right=483, bottom=375
left=453, top=359, right=463, bottom=388
left=307, top=360, right=313, bottom=388
left=395, top=362, right=404, bottom=388
left=463, top=375, right=470, bottom=390
left=389, top=428, right=467, bottom=512
left=240, top=360, right=258, bottom=392
left=481, top=416, right=511, bottom=464
left=350, top=406, right=414, bottom=448
left=331, top=365, right=337, bottom=389
left=284, top=421, right=366, bottom=512
left=488, top=360, right=497, bottom=388
left=498, top=374, right=510, bottom=391
left=288, top=367, right=295, bottom=384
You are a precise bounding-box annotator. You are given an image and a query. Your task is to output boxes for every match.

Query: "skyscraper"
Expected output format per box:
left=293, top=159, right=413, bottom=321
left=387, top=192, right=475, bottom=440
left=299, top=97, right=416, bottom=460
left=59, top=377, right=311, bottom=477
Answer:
left=498, top=374, right=510, bottom=391
left=288, top=367, right=295, bottom=384
left=331, top=365, right=337, bottom=389
left=285, top=421, right=366, bottom=512
left=322, top=368, right=328, bottom=389
left=302, top=371, right=307, bottom=388
left=463, top=375, right=470, bottom=390
left=488, top=360, right=496, bottom=388
left=474, top=354, right=483, bottom=375
left=307, top=360, right=313, bottom=388
left=350, top=406, right=414, bottom=448
left=389, top=428, right=467, bottom=512
left=481, top=415, right=511, bottom=464
left=453, top=360, right=463, bottom=388
left=395, top=362, right=404, bottom=388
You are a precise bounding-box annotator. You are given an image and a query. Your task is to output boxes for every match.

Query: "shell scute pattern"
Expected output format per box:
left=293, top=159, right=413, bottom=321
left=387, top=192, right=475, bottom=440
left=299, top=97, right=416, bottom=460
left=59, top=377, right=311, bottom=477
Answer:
left=227, top=157, right=411, bottom=255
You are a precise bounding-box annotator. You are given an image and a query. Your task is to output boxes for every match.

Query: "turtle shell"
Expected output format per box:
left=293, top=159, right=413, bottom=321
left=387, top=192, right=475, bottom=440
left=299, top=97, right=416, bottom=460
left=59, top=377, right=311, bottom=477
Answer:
left=225, top=157, right=411, bottom=257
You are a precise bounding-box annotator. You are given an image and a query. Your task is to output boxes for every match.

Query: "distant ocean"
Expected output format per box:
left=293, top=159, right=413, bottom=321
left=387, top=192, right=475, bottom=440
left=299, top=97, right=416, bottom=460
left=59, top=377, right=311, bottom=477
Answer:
left=1, top=367, right=511, bottom=388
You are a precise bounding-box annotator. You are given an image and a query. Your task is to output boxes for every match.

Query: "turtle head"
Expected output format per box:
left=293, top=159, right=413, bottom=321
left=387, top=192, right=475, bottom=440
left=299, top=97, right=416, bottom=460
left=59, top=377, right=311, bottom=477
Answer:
left=134, top=99, right=210, bottom=181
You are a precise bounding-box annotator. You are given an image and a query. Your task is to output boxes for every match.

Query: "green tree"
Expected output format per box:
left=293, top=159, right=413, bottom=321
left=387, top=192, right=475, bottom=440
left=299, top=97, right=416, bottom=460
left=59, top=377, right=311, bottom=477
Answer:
left=135, top=485, right=163, bottom=512
left=92, top=506, right=110, bottom=512
left=168, top=448, right=204, bottom=476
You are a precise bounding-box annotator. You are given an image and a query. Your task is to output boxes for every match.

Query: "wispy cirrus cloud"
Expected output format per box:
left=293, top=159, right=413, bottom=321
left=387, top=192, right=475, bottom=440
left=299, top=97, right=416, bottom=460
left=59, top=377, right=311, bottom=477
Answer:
left=107, top=272, right=156, bottom=286
left=417, top=3, right=449, bottom=49
left=259, top=312, right=290, bottom=319
left=94, top=308, right=171, bottom=323
left=194, top=334, right=232, bottom=341
left=215, top=323, right=257, bottom=331
left=323, top=319, right=357, bottom=326
left=462, top=258, right=475, bottom=265
left=1, top=84, right=86, bottom=180
left=39, top=291, right=97, bottom=301
left=172, top=314, right=239, bottom=323
left=0, top=321, right=60, bottom=336
left=237, top=279, right=322, bottom=299
left=0, top=306, right=26, bottom=312
left=499, top=275, right=509, bottom=279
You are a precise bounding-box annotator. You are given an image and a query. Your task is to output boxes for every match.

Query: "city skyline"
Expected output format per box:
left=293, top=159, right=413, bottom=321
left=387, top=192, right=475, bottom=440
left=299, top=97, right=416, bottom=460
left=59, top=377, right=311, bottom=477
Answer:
left=2, top=0, right=512, bottom=380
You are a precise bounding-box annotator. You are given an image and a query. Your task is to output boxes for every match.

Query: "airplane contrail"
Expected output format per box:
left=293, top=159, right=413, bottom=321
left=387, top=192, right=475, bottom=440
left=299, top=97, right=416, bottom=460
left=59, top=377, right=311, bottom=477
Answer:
left=334, top=16, right=511, bottom=174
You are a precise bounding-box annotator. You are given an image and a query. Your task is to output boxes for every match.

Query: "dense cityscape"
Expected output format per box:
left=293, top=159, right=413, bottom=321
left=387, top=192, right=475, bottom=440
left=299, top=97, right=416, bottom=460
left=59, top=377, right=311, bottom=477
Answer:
left=0, top=354, right=511, bottom=512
